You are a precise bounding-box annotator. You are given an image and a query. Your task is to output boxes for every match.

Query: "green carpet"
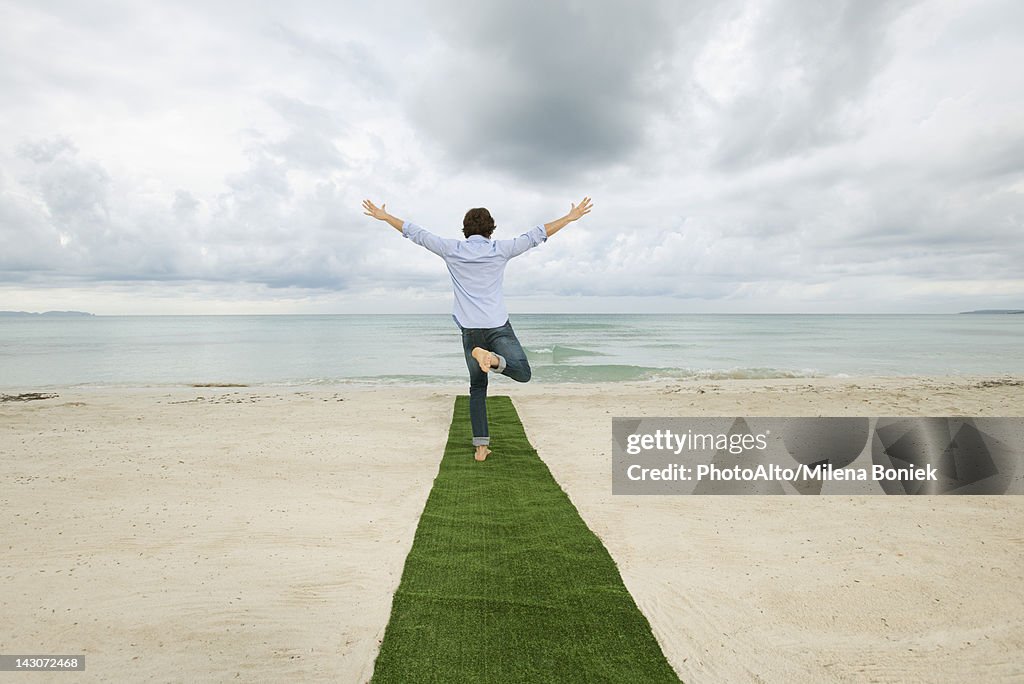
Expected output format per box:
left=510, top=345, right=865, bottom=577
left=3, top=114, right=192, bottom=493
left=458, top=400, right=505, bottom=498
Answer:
left=371, top=395, right=681, bottom=683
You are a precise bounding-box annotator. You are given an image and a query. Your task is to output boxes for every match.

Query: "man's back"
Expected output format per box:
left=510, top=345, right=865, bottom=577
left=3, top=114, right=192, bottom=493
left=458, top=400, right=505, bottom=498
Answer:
left=401, top=221, right=547, bottom=328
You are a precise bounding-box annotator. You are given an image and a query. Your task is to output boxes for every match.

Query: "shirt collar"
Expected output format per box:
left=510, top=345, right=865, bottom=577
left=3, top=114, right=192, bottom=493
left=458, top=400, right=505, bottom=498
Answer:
left=467, top=235, right=490, bottom=242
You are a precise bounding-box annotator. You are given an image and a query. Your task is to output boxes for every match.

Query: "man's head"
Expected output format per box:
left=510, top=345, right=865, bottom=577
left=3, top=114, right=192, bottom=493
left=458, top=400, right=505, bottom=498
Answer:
left=463, top=207, right=495, bottom=239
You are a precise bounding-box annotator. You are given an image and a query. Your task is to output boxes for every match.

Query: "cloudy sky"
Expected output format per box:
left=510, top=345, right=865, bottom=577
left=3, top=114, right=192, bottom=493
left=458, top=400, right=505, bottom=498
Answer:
left=1, top=0, right=1022, bottom=314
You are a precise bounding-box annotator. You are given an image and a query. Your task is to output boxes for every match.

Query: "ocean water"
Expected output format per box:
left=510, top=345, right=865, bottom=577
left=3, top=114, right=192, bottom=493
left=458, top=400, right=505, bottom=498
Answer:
left=1, top=314, right=1022, bottom=389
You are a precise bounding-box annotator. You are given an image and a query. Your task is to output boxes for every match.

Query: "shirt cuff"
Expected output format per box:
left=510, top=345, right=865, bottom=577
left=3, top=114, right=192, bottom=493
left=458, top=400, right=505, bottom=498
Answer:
left=534, top=224, right=547, bottom=243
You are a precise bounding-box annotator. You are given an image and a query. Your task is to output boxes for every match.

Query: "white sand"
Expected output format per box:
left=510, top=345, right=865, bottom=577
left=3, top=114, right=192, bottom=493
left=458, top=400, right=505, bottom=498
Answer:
left=1, top=386, right=453, bottom=682
left=2, top=377, right=1022, bottom=682
left=513, top=377, right=1024, bottom=683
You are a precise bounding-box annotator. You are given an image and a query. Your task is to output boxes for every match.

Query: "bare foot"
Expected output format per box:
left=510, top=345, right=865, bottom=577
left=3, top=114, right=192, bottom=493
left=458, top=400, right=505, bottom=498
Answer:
left=474, top=446, right=491, bottom=462
left=471, top=347, right=498, bottom=374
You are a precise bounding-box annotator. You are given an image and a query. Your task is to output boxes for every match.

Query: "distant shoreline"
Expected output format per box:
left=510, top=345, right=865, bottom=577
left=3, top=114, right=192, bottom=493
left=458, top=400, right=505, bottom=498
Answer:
left=2, top=310, right=1024, bottom=317
left=3, top=375, right=1023, bottom=395
left=0, top=310, right=96, bottom=317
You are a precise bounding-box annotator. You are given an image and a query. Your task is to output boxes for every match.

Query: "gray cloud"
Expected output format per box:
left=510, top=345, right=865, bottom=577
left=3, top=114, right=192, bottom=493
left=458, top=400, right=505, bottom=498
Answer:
left=16, top=135, right=78, bottom=163
left=172, top=189, right=199, bottom=219
left=266, top=22, right=394, bottom=95
left=407, top=0, right=695, bottom=182
left=263, top=94, right=349, bottom=171
left=701, top=0, right=919, bottom=170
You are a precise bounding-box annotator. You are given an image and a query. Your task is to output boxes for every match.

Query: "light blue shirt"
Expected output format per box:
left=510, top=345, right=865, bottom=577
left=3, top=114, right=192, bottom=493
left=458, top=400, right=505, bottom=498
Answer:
left=401, top=221, right=547, bottom=329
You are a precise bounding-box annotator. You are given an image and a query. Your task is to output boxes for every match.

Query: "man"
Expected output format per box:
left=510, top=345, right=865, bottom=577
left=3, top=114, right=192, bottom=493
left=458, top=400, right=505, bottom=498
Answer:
left=361, top=197, right=593, bottom=461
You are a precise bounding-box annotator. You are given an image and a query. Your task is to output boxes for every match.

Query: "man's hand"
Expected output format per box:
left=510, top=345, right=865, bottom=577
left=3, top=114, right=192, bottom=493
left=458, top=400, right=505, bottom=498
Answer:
left=362, top=199, right=404, bottom=232
left=362, top=199, right=390, bottom=221
left=545, top=196, right=594, bottom=238
left=567, top=196, right=593, bottom=222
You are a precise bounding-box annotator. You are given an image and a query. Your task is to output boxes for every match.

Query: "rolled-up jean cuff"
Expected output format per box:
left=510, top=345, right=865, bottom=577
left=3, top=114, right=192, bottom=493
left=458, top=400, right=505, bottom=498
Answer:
left=473, top=436, right=490, bottom=446
left=494, top=353, right=507, bottom=373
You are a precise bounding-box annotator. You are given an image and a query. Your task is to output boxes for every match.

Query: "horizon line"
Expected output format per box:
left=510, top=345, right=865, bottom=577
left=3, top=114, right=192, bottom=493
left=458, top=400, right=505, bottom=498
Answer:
left=4, top=310, right=1022, bottom=317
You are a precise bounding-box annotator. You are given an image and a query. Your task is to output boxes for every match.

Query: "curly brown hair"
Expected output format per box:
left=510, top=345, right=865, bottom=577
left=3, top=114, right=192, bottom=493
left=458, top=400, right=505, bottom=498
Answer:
left=463, top=207, right=495, bottom=239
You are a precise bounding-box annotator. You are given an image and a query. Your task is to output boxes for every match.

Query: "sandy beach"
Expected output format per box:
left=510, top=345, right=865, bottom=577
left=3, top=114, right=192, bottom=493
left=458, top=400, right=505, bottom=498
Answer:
left=2, top=377, right=1023, bottom=682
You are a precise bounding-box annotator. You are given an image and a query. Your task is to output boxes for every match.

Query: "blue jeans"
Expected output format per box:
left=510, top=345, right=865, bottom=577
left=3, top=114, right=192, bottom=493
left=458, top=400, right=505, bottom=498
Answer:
left=460, top=319, right=533, bottom=446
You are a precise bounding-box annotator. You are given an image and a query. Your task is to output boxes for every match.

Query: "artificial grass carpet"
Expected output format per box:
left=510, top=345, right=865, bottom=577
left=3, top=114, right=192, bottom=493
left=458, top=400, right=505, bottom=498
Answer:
left=371, top=395, right=681, bottom=683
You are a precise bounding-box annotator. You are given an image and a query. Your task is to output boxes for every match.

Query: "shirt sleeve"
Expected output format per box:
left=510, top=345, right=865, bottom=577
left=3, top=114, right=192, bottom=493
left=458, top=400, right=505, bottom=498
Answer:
left=402, top=221, right=452, bottom=258
left=497, top=224, right=547, bottom=260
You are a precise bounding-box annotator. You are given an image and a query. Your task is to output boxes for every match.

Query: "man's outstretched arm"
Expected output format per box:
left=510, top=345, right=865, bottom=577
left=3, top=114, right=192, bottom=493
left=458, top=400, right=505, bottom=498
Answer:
left=362, top=198, right=451, bottom=257
left=362, top=199, right=404, bottom=232
left=544, top=196, right=593, bottom=238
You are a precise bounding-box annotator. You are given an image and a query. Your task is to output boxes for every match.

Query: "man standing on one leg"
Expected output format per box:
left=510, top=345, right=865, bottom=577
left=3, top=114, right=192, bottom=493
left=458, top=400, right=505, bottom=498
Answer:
left=362, top=197, right=593, bottom=461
